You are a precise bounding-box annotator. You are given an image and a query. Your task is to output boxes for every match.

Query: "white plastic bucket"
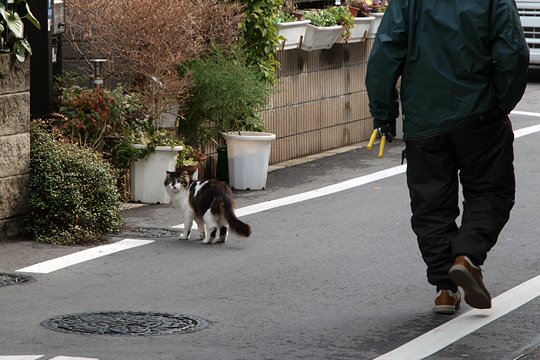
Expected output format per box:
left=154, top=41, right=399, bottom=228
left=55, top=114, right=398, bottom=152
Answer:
left=130, top=144, right=183, bottom=203
left=221, top=131, right=276, bottom=190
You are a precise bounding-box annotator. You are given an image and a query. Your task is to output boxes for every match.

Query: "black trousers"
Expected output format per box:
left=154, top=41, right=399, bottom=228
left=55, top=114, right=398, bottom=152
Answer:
left=405, top=111, right=515, bottom=291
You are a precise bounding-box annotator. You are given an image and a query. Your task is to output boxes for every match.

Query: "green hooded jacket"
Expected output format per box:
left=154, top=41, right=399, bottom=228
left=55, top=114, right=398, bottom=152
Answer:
left=365, top=0, right=530, bottom=140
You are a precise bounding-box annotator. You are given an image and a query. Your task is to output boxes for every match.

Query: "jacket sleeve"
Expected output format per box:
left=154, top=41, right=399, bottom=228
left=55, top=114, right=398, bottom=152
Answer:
left=365, top=0, right=408, bottom=121
left=490, top=0, right=530, bottom=114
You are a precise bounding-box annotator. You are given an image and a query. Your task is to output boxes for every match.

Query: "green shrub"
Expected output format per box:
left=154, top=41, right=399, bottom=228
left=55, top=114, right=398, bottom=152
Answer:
left=180, top=47, right=272, bottom=149
left=29, top=122, right=123, bottom=245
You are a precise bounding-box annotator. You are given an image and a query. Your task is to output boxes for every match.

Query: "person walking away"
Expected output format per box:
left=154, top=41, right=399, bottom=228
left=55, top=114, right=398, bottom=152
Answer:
left=365, top=0, right=529, bottom=314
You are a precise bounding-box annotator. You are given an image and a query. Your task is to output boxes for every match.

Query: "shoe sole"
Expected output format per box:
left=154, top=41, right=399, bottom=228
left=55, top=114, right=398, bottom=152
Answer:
left=449, top=264, right=491, bottom=309
left=434, top=304, right=458, bottom=315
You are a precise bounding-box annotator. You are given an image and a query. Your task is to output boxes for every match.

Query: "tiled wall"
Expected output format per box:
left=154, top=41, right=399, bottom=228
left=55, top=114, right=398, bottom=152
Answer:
left=0, top=55, right=30, bottom=240
left=262, top=40, right=373, bottom=164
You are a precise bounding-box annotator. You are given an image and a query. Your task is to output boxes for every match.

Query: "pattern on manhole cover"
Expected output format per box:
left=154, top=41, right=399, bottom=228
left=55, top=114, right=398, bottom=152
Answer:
left=41, top=311, right=207, bottom=336
left=119, top=227, right=182, bottom=238
left=0, top=273, right=32, bottom=287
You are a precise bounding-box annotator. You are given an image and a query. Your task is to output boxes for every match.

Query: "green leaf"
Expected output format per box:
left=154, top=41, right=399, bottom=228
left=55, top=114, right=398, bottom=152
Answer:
left=22, top=3, right=41, bottom=30
left=13, top=39, right=28, bottom=62
left=0, top=4, right=24, bottom=38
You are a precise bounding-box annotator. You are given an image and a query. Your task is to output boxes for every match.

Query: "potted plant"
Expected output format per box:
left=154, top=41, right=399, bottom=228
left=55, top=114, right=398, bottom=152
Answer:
left=180, top=46, right=275, bottom=190
left=128, top=123, right=183, bottom=204
left=301, top=6, right=355, bottom=51
left=52, top=82, right=184, bottom=204
left=366, top=0, right=388, bottom=38
left=276, top=1, right=310, bottom=50
left=0, top=0, right=41, bottom=62
left=336, top=0, right=375, bottom=43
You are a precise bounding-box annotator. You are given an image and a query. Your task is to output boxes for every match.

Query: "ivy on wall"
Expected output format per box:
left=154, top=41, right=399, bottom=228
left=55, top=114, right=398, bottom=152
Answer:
left=238, top=0, right=282, bottom=84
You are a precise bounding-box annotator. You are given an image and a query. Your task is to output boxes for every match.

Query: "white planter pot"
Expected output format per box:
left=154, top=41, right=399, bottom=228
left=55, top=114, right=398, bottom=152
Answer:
left=301, top=24, right=343, bottom=51
left=336, top=16, right=374, bottom=43
left=367, top=13, right=385, bottom=38
left=221, top=131, right=276, bottom=190
left=130, top=144, right=183, bottom=204
left=277, top=20, right=311, bottom=50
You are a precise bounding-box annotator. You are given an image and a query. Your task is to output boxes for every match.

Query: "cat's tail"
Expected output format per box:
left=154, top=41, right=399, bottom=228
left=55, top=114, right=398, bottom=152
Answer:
left=216, top=197, right=251, bottom=237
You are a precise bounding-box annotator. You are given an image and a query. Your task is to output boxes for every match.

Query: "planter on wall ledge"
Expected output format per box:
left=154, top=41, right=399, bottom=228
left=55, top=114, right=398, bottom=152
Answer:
left=130, top=144, right=183, bottom=204
left=221, top=131, right=276, bottom=190
left=336, top=16, right=374, bottom=44
left=277, top=20, right=311, bottom=50
left=366, top=12, right=385, bottom=38
left=300, top=24, right=344, bottom=51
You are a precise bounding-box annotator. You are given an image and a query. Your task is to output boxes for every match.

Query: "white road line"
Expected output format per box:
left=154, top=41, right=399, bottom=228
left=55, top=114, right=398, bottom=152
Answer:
left=50, top=357, right=99, bottom=360
left=374, top=274, right=540, bottom=359
left=172, top=165, right=407, bottom=229
left=0, top=356, right=44, bottom=360
left=173, top=120, right=540, bottom=230
left=16, top=239, right=154, bottom=274
left=511, top=110, right=540, bottom=118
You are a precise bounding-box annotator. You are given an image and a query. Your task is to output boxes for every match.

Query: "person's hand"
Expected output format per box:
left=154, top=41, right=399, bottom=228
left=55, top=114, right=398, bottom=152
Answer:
left=373, top=118, right=396, bottom=142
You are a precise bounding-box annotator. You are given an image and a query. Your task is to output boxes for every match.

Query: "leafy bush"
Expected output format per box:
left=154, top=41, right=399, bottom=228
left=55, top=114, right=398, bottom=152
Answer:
left=238, top=0, right=281, bottom=83
left=29, top=122, right=123, bottom=245
left=180, top=47, right=272, bottom=149
left=66, top=0, right=244, bottom=120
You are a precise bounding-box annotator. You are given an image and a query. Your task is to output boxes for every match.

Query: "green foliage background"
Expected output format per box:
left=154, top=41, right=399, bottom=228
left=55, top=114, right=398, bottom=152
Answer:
left=238, top=0, right=282, bottom=83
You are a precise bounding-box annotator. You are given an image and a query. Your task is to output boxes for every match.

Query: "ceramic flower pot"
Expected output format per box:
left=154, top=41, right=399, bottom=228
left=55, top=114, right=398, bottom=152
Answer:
left=221, top=131, right=276, bottom=190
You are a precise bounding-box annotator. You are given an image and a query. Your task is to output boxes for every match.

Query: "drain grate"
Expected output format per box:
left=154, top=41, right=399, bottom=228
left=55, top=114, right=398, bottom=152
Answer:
left=42, top=311, right=207, bottom=336
left=0, top=273, right=32, bottom=287
left=118, top=227, right=183, bottom=239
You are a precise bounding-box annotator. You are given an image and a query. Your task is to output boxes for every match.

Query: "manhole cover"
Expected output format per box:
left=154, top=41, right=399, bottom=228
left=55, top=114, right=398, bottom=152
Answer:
left=0, top=273, right=32, bottom=287
left=42, top=311, right=207, bottom=336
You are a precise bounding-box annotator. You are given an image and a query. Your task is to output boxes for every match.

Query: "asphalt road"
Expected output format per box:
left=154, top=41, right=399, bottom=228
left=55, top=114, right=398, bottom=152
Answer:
left=1, top=71, right=540, bottom=360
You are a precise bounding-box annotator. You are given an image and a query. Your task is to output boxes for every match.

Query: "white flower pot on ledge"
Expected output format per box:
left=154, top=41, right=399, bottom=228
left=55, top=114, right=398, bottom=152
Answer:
left=277, top=20, right=311, bottom=50
left=221, top=131, right=276, bottom=190
left=367, top=13, right=385, bottom=38
left=130, top=144, right=183, bottom=204
left=301, top=24, right=344, bottom=51
left=336, top=16, right=374, bottom=43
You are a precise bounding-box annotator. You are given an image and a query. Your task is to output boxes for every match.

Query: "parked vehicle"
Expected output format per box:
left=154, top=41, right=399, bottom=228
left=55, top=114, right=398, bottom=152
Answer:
left=516, top=0, right=540, bottom=66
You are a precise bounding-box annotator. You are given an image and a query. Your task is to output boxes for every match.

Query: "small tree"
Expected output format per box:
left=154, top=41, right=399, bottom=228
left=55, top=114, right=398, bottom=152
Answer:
left=64, top=0, right=244, bottom=119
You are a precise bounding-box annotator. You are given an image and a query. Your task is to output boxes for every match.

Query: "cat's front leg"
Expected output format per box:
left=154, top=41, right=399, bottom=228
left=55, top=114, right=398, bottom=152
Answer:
left=180, top=212, right=195, bottom=240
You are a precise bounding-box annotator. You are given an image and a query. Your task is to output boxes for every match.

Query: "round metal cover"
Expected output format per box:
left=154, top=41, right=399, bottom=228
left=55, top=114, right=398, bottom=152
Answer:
left=41, top=311, right=207, bottom=336
left=0, top=273, right=32, bottom=287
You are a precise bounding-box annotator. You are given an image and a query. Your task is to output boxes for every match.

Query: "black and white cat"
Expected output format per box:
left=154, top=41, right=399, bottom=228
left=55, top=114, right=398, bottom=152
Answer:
left=164, top=171, right=251, bottom=244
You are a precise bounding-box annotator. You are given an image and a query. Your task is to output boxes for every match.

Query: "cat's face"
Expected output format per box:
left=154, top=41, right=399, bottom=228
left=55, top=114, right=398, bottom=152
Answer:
left=164, top=171, right=190, bottom=193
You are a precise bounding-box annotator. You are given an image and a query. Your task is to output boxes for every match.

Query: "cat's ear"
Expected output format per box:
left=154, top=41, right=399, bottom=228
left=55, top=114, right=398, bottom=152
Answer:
left=192, top=169, right=199, bottom=181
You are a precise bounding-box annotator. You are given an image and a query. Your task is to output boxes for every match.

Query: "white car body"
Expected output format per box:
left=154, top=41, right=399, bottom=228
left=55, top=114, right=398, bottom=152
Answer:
left=516, top=0, right=540, bottom=65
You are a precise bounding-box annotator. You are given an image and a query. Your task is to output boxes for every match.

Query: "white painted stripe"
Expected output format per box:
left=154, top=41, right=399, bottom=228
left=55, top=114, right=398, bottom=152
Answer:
left=50, top=357, right=99, bottom=360
left=514, top=124, right=540, bottom=138
left=374, top=274, right=540, bottom=359
left=16, top=239, right=154, bottom=274
left=171, top=165, right=407, bottom=229
left=511, top=110, right=540, bottom=118
left=172, top=121, right=540, bottom=230
left=0, top=357, right=44, bottom=360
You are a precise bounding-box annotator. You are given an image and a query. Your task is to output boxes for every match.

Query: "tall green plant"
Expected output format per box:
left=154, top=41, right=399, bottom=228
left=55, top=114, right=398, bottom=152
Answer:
left=180, top=47, right=272, bottom=149
left=238, top=0, right=281, bottom=84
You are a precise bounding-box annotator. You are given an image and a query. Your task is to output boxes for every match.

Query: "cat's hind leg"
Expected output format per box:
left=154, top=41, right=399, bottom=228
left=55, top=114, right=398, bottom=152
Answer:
left=216, top=226, right=228, bottom=244
left=195, top=219, right=206, bottom=240
left=202, top=211, right=218, bottom=244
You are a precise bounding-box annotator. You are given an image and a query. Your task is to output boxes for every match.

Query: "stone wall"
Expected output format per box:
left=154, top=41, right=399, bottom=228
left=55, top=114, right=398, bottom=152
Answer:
left=0, top=55, right=31, bottom=240
left=262, top=40, right=373, bottom=164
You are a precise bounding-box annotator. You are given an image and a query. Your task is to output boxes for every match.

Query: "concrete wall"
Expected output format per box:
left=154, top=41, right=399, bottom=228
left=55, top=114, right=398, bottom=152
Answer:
left=262, top=40, right=373, bottom=164
left=0, top=55, right=31, bottom=240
